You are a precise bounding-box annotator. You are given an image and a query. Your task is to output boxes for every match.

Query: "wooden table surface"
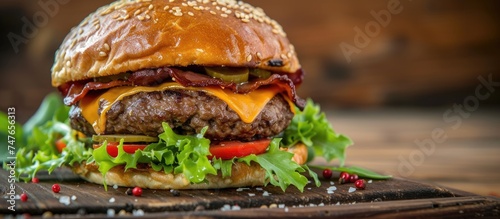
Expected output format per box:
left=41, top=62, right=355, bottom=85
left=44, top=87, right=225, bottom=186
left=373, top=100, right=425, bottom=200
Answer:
left=325, top=108, right=500, bottom=196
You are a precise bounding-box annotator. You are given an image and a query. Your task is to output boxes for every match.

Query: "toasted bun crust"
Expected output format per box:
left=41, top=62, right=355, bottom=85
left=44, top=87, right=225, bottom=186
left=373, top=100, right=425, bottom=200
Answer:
left=72, top=143, right=307, bottom=189
left=51, top=0, right=300, bottom=87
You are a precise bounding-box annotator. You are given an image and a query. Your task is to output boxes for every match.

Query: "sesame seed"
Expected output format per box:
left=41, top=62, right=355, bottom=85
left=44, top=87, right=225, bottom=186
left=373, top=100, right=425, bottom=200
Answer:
left=210, top=11, right=216, bottom=15
left=149, top=4, right=154, bottom=10
left=169, top=0, right=174, bottom=2
left=174, top=12, right=183, bottom=16
left=182, top=3, right=187, bottom=6
left=78, top=29, right=83, bottom=34
left=246, top=54, right=252, bottom=62
left=112, top=13, right=120, bottom=19
left=164, top=5, right=170, bottom=11
left=188, top=12, right=194, bottom=16
left=134, top=9, right=141, bottom=16
left=241, top=18, right=250, bottom=23
left=81, top=19, right=89, bottom=26
left=104, top=43, right=110, bottom=51
left=66, top=61, right=71, bottom=67
left=145, top=14, right=151, bottom=20
left=101, top=9, right=112, bottom=16
left=281, top=54, right=288, bottom=59
left=220, top=13, right=228, bottom=17
left=137, top=15, right=145, bottom=20
left=99, top=51, right=107, bottom=57
left=256, top=52, right=263, bottom=59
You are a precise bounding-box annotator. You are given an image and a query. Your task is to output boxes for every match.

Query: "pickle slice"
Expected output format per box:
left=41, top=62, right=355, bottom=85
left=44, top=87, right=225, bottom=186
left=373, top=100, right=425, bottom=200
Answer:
left=249, top=69, right=271, bottom=79
left=205, top=67, right=249, bottom=83
left=92, top=135, right=159, bottom=143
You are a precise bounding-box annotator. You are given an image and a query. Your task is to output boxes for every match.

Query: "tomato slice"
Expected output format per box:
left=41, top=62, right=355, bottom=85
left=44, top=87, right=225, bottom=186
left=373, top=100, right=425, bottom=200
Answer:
left=92, top=139, right=271, bottom=159
left=55, top=139, right=67, bottom=153
left=208, top=139, right=271, bottom=160
left=93, top=142, right=147, bottom=158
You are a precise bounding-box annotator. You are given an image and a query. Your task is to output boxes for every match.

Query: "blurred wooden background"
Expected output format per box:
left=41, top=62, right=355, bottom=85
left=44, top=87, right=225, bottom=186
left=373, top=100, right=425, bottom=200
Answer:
left=1, top=0, right=499, bottom=196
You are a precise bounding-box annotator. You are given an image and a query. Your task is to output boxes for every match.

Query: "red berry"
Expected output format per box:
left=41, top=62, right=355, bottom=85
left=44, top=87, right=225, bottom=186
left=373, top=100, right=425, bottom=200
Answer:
left=52, top=184, right=61, bottom=193
left=322, top=169, right=333, bottom=179
left=355, top=179, right=366, bottom=189
left=349, top=174, right=359, bottom=183
left=20, top=193, right=28, bottom=202
left=132, top=187, right=142, bottom=197
left=31, top=177, right=39, bottom=183
left=339, top=172, right=350, bottom=184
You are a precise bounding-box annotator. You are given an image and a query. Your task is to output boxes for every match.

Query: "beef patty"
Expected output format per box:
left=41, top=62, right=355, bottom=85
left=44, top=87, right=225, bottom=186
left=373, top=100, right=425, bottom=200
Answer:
left=70, top=89, right=294, bottom=141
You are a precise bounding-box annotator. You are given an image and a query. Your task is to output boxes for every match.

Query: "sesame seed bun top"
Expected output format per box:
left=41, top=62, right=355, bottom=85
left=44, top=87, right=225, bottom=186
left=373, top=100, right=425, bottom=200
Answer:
left=51, top=0, right=301, bottom=87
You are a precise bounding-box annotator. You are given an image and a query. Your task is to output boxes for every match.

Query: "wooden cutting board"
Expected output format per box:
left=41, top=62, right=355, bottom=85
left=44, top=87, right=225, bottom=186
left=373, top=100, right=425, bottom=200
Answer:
left=1, top=168, right=498, bottom=218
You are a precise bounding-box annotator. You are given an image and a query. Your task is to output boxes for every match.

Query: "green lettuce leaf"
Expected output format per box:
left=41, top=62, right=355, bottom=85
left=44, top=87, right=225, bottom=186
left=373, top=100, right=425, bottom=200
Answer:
left=14, top=117, right=91, bottom=181
left=239, top=138, right=309, bottom=192
left=212, top=158, right=234, bottom=178
left=283, top=99, right=353, bottom=166
left=92, top=123, right=217, bottom=189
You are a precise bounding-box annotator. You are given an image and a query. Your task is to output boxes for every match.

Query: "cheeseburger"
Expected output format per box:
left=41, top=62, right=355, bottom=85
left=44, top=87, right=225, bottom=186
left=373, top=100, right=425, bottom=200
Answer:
left=20, top=0, right=352, bottom=191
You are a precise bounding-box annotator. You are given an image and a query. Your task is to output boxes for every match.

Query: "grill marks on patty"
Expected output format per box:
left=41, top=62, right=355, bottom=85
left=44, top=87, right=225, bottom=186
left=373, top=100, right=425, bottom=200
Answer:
left=70, top=90, right=294, bottom=141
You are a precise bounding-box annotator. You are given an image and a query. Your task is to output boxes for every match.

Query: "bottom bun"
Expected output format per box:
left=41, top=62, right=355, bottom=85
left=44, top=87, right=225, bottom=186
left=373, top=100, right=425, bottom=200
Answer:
left=71, top=143, right=307, bottom=189
left=72, top=161, right=267, bottom=189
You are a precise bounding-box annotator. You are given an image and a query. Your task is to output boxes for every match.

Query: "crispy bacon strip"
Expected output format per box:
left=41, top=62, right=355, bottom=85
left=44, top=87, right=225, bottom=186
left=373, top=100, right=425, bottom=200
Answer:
left=59, top=67, right=305, bottom=108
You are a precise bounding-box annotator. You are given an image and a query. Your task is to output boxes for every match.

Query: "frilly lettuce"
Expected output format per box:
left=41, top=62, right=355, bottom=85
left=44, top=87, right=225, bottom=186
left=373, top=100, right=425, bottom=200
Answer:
left=283, top=99, right=353, bottom=166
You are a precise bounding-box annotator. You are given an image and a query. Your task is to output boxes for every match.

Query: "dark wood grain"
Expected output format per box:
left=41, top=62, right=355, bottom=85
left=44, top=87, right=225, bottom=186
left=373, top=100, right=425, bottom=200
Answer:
left=2, top=167, right=497, bottom=217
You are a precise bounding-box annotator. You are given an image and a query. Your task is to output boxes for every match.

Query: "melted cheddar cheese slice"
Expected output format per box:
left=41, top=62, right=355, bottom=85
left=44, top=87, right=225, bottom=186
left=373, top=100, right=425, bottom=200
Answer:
left=80, top=82, right=293, bottom=134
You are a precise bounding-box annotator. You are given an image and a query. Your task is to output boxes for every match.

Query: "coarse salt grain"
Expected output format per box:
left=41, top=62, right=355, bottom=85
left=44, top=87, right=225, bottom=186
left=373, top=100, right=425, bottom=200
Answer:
left=236, top=188, right=249, bottom=192
left=113, top=185, right=118, bottom=189
left=262, top=191, right=270, bottom=196
left=221, top=204, right=231, bottom=211
left=278, top=204, right=285, bottom=208
left=284, top=207, right=289, bottom=212
left=248, top=193, right=255, bottom=197
left=327, top=186, right=337, bottom=191
left=71, top=195, right=77, bottom=201
left=330, top=181, right=335, bottom=185
left=255, top=187, right=263, bottom=191
left=132, top=209, right=144, bottom=216
left=327, top=190, right=334, bottom=194
left=231, top=205, right=241, bottom=210
left=318, top=203, right=325, bottom=206
left=348, top=187, right=357, bottom=193
left=107, top=209, right=115, bottom=217
left=368, top=180, right=373, bottom=184
left=109, top=197, right=115, bottom=203
left=59, top=196, right=70, bottom=206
